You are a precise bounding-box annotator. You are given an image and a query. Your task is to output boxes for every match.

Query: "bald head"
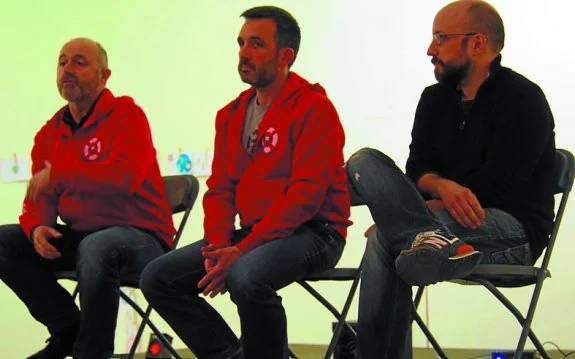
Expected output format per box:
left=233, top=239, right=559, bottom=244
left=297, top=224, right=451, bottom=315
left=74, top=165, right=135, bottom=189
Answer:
left=57, top=38, right=111, bottom=105
left=439, top=0, right=505, bottom=53
left=62, top=38, right=108, bottom=69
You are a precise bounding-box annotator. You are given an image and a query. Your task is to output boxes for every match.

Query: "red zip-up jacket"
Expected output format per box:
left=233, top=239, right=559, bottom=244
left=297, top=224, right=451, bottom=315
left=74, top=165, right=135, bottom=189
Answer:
left=19, top=89, right=176, bottom=247
left=203, top=72, right=352, bottom=253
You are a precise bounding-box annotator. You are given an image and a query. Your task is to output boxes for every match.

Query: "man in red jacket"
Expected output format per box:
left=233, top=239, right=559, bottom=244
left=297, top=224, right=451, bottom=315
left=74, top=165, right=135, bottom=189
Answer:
left=141, top=6, right=351, bottom=359
left=0, top=38, right=175, bottom=359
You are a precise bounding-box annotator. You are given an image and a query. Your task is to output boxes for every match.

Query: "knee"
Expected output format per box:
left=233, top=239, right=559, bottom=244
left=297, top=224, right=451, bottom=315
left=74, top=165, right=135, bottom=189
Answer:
left=226, top=265, right=266, bottom=304
left=347, top=147, right=395, bottom=170
left=76, top=235, right=116, bottom=274
left=0, top=224, right=26, bottom=247
left=139, top=258, right=165, bottom=302
left=0, top=225, right=34, bottom=264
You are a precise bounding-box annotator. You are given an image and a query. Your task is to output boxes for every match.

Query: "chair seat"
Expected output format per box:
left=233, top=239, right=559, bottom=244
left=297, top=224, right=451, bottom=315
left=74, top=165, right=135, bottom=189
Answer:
left=54, top=271, right=141, bottom=288
left=302, top=268, right=359, bottom=281
left=450, top=264, right=551, bottom=288
left=53, top=271, right=77, bottom=281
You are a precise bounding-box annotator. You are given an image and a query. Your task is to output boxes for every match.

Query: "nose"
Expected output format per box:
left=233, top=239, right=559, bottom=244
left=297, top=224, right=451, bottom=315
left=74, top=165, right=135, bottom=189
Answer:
left=427, top=39, right=438, bottom=57
left=238, top=44, right=248, bottom=59
left=61, top=61, right=76, bottom=74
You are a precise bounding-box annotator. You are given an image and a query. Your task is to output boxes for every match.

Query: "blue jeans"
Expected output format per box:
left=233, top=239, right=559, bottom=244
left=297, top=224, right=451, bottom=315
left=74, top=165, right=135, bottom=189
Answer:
left=0, top=224, right=166, bottom=359
left=346, top=148, right=531, bottom=359
left=140, top=222, right=345, bottom=359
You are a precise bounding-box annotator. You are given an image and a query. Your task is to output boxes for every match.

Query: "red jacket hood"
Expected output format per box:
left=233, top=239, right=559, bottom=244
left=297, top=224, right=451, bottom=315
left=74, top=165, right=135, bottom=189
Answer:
left=232, top=72, right=328, bottom=110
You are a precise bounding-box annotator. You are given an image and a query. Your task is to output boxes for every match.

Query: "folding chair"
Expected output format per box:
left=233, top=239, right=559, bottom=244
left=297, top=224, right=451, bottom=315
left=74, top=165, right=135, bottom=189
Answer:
left=54, top=174, right=200, bottom=359
left=289, top=182, right=365, bottom=359
left=412, top=148, right=575, bottom=359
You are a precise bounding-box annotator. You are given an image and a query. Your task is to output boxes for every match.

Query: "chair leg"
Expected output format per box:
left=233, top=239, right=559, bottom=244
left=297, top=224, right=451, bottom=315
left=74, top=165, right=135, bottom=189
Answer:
left=288, top=347, right=299, bottom=358
left=412, top=305, right=448, bottom=359
left=413, top=286, right=425, bottom=310
left=125, top=300, right=152, bottom=358
left=324, top=273, right=362, bottom=359
left=296, top=270, right=362, bottom=359
left=72, top=283, right=79, bottom=301
left=474, top=278, right=550, bottom=359
left=514, top=272, right=551, bottom=359
left=119, top=290, right=182, bottom=359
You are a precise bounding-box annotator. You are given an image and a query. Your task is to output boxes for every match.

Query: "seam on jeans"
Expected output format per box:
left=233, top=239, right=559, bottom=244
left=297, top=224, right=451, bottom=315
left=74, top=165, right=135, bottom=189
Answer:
left=303, top=238, right=341, bottom=272
left=381, top=275, right=400, bottom=356
left=460, top=228, right=526, bottom=242
left=485, top=243, right=532, bottom=265
left=165, top=267, right=206, bottom=287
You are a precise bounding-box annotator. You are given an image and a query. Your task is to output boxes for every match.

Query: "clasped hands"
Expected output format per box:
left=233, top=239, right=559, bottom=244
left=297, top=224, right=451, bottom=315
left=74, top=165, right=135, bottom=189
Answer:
left=198, top=244, right=242, bottom=298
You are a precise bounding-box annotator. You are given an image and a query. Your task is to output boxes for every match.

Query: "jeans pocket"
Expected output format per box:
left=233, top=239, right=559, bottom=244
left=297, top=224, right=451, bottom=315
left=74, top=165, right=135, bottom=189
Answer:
left=305, top=222, right=345, bottom=272
left=489, top=243, right=532, bottom=265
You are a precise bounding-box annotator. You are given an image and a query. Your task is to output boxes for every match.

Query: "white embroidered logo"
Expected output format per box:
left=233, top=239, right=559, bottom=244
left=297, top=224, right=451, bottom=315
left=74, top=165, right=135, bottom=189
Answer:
left=261, top=127, right=279, bottom=154
left=83, top=137, right=102, bottom=161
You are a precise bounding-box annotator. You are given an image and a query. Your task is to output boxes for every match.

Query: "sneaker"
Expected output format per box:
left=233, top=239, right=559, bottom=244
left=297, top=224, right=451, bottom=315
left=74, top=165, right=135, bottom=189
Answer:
left=395, top=230, right=482, bottom=286
left=27, top=325, right=77, bottom=359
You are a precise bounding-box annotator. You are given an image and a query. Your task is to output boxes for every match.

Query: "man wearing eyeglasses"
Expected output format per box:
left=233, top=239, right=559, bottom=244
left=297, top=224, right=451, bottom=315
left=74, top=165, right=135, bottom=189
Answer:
left=347, top=1, right=556, bottom=357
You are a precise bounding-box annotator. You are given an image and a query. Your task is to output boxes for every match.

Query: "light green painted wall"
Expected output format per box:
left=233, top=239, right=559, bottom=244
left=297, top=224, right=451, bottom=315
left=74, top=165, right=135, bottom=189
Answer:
left=0, top=0, right=573, bottom=357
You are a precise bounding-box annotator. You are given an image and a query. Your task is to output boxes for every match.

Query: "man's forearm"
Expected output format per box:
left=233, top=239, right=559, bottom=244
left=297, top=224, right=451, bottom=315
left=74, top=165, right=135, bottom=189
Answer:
left=418, top=173, right=451, bottom=198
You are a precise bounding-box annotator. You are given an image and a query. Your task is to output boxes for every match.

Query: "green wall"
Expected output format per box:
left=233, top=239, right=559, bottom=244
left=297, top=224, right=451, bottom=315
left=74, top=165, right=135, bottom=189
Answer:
left=1, top=0, right=573, bottom=357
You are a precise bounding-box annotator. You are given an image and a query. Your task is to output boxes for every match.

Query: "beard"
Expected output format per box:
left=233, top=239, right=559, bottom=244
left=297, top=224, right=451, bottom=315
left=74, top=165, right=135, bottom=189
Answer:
left=238, top=53, right=280, bottom=88
left=433, top=57, right=471, bottom=88
left=238, top=65, right=279, bottom=88
left=58, top=74, right=99, bottom=103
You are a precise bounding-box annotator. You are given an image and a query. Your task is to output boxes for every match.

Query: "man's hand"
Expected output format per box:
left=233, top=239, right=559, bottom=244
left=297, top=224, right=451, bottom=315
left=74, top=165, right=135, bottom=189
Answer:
left=198, top=246, right=242, bottom=298
left=26, top=161, right=52, bottom=203
left=436, top=179, right=485, bottom=229
left=201, top=243, right=228, bottom=273
left=32, top=225, right=62, bottom=259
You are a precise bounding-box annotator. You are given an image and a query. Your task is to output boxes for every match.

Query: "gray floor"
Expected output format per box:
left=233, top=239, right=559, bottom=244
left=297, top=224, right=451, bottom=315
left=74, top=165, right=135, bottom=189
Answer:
left=133, top=344, right=570, bottom=358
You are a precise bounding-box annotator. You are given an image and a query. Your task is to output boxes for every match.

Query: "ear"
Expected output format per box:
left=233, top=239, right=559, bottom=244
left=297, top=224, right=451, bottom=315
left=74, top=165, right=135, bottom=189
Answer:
left=279, top=47, right=295, bottom=68
left=470, top=34, right=489, bottom=56
left=100, top=68, right=112, bottom=82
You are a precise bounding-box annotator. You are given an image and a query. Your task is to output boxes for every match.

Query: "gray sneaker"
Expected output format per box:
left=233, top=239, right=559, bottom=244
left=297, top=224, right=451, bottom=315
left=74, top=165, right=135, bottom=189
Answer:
left=395, top=230, right=482, bottom=286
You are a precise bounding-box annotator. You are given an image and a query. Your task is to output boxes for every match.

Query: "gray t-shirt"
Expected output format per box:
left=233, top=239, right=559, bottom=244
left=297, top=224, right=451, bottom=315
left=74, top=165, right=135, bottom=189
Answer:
left=242, top=95, right=270, bottom=153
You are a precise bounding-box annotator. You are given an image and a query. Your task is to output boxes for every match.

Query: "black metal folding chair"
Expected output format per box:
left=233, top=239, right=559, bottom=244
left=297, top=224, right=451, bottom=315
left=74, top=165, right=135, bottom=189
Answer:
left=54, top=174, right=200, bottom=359
left=289, top=182, right=365, bottom=359
left=412, top=148, right=575, bottom=359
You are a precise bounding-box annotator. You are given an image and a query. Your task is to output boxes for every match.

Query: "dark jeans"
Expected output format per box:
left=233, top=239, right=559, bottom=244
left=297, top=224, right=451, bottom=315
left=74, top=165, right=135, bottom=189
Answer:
left=346, top=148, right=531, bottom=359
left=0, top=224, right=166, bottom=359
left=140, top=222, right=345, bottom=359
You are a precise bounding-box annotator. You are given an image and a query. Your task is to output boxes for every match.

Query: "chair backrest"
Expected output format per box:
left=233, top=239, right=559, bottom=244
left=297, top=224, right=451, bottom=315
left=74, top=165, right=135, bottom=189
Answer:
left=162, top=175, right=201, bottom=250
left=538, top=148, right=575, bottom=270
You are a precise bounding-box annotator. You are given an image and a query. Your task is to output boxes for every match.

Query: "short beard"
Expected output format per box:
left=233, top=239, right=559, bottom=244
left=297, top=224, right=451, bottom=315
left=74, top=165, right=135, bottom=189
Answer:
left=60, top=86, right=90, bottom=103
left=436, top=59, right=470, bottom=88
left=250, top=69, right=278, bottom=88
left=239, top=49, right=280, bottom=88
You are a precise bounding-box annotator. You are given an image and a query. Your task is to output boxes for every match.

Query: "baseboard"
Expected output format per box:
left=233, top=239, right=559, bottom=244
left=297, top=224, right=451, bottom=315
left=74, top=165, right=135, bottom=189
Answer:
left=134, top=344, right=571, bottom=358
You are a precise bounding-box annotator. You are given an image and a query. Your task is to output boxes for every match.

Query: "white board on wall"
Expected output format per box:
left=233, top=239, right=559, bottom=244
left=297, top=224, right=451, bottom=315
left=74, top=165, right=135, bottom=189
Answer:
left=1, top=154, right=31, bottom=183
left=165, top=148, right=213, bottom=177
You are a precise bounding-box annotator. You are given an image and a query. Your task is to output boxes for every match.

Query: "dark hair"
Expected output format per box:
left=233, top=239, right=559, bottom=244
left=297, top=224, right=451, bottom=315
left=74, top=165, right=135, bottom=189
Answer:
left=465, top=1, right=505, bottom=53
left=241, top=6, right=301, bottom=68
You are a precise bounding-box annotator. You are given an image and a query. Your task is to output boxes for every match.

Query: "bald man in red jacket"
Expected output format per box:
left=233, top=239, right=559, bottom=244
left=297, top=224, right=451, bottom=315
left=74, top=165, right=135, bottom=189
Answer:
left=0, top=38, right=174, bottom=359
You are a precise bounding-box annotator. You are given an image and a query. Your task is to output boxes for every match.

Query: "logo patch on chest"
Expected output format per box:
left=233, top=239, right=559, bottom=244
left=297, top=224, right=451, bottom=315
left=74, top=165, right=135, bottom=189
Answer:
left=83, top=137, right=102, bottom=161
left=261, top=127, right=279, bottom=154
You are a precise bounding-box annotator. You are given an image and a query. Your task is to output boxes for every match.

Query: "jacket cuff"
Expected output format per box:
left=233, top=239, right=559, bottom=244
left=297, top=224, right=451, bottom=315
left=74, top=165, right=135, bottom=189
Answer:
left=235, top=234, right=265, bottom=254
left=205, top=230, right=231, bottom=246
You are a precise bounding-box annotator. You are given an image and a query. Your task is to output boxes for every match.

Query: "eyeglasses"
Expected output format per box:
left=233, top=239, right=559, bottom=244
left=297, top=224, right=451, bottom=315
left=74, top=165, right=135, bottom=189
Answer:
left=433, top=32, right=477, bottom=45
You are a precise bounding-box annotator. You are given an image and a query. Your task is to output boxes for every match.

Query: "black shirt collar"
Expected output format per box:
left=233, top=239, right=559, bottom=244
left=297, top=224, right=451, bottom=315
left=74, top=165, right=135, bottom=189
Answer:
left=62, top=90, right=105, bottom=134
